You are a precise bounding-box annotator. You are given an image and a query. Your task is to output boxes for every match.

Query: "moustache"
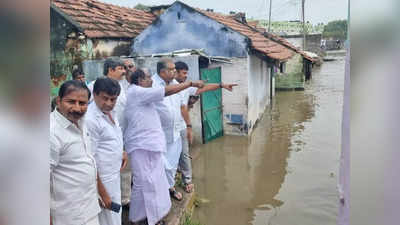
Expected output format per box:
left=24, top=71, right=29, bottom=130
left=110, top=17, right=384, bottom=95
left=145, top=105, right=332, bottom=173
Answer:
left=69, top=111, right=85, bottom=118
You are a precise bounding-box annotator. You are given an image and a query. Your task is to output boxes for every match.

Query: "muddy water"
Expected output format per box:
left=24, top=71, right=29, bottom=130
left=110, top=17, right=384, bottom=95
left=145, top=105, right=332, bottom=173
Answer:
left=192, top=58, right=345, bottom=225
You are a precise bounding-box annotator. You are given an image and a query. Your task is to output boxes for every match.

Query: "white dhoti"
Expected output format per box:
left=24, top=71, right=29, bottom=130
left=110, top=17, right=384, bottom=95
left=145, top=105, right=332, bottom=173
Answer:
left=98, top=176, right=121, bottom=225
left=83, top=215, right=100, bottom=225
left=163, top=137, right=182, bottom=188
left=120, top=158, right=132, bottom=206
left=129, top=150, right=171, bottom=225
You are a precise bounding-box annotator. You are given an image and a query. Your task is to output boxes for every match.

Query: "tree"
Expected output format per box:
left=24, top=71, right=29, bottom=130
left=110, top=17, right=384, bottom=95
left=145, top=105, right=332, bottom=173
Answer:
left=322, top=20, right=348, bottom=40
left=134, top=3, right=151, bottom=11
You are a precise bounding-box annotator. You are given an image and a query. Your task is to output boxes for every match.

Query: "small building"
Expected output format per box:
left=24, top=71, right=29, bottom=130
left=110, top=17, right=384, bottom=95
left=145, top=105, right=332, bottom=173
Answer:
left=264, top=33, right=318, bottom=88
left=50, top=0, right=155, bottom=95
left=280, top=33, right=323, bottom=55
left=245, top=21, right=318, bottom=90
left=132, top=1, right=296, bottom=137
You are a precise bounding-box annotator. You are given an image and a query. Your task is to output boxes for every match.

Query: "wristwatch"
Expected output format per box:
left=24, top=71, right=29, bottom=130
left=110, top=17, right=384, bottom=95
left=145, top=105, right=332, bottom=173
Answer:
left=187, top=124, right=192, bottom=128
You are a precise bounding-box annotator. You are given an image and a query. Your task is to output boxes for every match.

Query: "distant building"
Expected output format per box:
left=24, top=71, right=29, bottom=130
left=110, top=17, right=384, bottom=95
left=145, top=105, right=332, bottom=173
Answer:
left=257, top=20, right=323, bottom=35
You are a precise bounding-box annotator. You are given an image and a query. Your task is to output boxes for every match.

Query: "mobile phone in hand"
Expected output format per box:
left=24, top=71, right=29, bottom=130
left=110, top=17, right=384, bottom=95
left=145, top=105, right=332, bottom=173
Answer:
left=110, top=202, right=121, bottom=213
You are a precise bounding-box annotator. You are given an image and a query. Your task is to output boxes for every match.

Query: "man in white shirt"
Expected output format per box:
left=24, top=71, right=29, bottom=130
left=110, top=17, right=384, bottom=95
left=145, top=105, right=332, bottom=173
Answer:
left=88, top=58, right=131, bottom=208
left=87, top=58, right=127, bottom=128
left=86, top=77, right=128, bottom=225
left=152, top=58, right=205, bottom=201
left=124, top=69, right=203, bottom=225
left=174, top=61, right=237, bottom=193
left=50, top=80, right=100, bottom=225
left=121, top=59, right=136, bottom=93
left=120, top=58, right=137, bottom=206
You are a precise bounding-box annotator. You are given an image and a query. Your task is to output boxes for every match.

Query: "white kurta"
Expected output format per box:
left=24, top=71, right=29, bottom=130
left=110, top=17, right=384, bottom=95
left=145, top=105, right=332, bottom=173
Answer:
left=86, top=103, right=124, bottom=225
left=124, top=84, right=171, bottom=225
left=152, top=74, right=186, bottom=188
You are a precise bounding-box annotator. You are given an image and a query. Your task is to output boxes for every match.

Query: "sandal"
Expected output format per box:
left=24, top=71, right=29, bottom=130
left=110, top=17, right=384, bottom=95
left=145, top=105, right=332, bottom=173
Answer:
left=169, top=188, right=183, bottom=201
left=183, top=182, right=194, bottom=193
left=155, top=220, right=166, bottom=225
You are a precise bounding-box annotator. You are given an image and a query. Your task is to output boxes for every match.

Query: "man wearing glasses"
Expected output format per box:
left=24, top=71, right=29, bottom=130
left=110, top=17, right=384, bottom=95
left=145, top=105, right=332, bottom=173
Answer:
left=152, top=58, right=203, bottom=201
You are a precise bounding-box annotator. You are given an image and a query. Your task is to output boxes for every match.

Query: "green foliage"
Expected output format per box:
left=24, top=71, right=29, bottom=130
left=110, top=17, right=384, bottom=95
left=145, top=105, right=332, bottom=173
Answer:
left=134, top=3, right=151, bottom=11
left=322, top=20, right=348, bottom=40
left=180, top=212, right=203, bottom=225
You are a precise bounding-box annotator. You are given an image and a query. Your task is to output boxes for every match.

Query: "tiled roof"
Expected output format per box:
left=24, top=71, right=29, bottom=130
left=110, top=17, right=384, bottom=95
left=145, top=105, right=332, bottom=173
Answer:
left=197, top=9, right=294, bottom=61
left=51, top=0, right=156, bottom=38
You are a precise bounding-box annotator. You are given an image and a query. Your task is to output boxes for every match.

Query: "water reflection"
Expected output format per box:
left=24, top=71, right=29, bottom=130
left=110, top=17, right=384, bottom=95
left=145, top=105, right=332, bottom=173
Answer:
left=193, top=59, right=344, bottom=225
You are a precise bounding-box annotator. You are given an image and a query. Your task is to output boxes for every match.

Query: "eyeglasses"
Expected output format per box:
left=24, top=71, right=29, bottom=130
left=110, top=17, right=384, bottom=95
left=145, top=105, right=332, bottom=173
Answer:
left=166, top=68, right=176, bottom=73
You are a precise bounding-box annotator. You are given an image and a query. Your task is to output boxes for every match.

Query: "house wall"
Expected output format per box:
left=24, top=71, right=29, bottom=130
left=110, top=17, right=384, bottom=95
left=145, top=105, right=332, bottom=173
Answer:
left=285, top=37, right=303, bottom=49
left=282, top=34, right=323, bottom=54
left=126, top=55, right=251, bottom=139
left=247, top=54, right=271, bottom=134
left=89, top=39, right=131, bottom=59
left=50, top=8, right=132, bottom=96
left=50, top=8, right=80, bottom=80
left=208, top=58, right=249, bottom=136
left=275, top=54, right=304, bottom=90
left=132, top=3, right=249, bottom=58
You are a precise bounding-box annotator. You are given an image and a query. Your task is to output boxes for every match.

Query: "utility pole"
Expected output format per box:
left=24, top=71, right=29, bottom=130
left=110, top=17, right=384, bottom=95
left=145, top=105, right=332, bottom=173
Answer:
left=268, top=0, right=272, bottom=32
left=347, top=0, right=350, bottom=44
left=302, top=0, right=306, bottom=50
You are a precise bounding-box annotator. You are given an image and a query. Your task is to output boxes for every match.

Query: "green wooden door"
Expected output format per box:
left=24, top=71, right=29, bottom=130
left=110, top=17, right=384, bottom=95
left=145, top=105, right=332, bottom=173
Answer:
left=200, top=67, right=223, bottom=143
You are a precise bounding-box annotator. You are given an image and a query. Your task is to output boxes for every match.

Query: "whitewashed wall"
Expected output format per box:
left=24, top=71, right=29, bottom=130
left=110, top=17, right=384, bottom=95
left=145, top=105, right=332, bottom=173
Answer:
left=285, top=37, right=303, bottom=49
left=247, top=54, right=271, bottom=134
left=209, top=58, right=249, bottom=136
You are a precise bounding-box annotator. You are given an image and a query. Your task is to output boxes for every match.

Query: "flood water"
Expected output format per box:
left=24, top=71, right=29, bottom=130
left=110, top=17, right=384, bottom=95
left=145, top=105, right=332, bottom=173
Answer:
left=192, top=57, right=345, bottom=225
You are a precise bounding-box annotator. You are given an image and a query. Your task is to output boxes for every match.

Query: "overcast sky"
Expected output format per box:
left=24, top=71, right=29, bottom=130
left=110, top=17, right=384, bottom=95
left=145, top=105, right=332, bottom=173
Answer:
left=99, top=0, right=348, bottom=24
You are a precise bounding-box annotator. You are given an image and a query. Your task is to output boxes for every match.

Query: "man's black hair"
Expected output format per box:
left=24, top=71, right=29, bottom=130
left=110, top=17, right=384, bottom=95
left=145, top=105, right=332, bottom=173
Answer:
left=58, top=80, right=91, bottom=100
left=93, top=77, right=121, bottom=96
left=72, top=69, right=84, bottom=80
left=175, top=61, right=188, bottom=71
left=103, top=58, right=124, bottom=76
left=130, top=69, right=146, bottom=85
left=156, top=58, right=173, bottom=74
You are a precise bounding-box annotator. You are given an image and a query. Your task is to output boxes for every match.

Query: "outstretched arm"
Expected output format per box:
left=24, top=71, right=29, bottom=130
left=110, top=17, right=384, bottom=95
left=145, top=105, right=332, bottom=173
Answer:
left=165, top=80, right=204, bottom=96
left=195, top=83, right=238, bottom=95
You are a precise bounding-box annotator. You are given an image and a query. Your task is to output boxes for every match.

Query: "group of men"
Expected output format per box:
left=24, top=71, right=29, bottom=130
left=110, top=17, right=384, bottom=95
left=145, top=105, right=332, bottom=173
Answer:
left=50, top=57, right=237, bottom=225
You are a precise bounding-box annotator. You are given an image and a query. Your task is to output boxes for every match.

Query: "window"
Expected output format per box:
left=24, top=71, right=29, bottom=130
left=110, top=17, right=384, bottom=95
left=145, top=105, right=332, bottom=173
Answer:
left=280, top=62, right=286, bottom=73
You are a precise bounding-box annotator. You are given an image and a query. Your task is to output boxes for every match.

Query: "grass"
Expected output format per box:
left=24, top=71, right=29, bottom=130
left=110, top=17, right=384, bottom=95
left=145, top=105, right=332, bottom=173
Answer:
left=180, top=212, right=203, bottom=225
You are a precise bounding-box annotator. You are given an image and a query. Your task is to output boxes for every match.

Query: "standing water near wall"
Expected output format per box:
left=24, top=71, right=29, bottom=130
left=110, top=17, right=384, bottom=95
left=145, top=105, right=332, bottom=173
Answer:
left=192, top=56, right=345, bottom=225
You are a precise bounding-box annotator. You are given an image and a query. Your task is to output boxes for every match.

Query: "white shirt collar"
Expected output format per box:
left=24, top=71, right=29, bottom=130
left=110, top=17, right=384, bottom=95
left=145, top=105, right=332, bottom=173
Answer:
left=89, top=101, right=117, bottom=119
left=54, top=108, right=84, bottom=129
left=153, top=73, right=167, bottom=86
